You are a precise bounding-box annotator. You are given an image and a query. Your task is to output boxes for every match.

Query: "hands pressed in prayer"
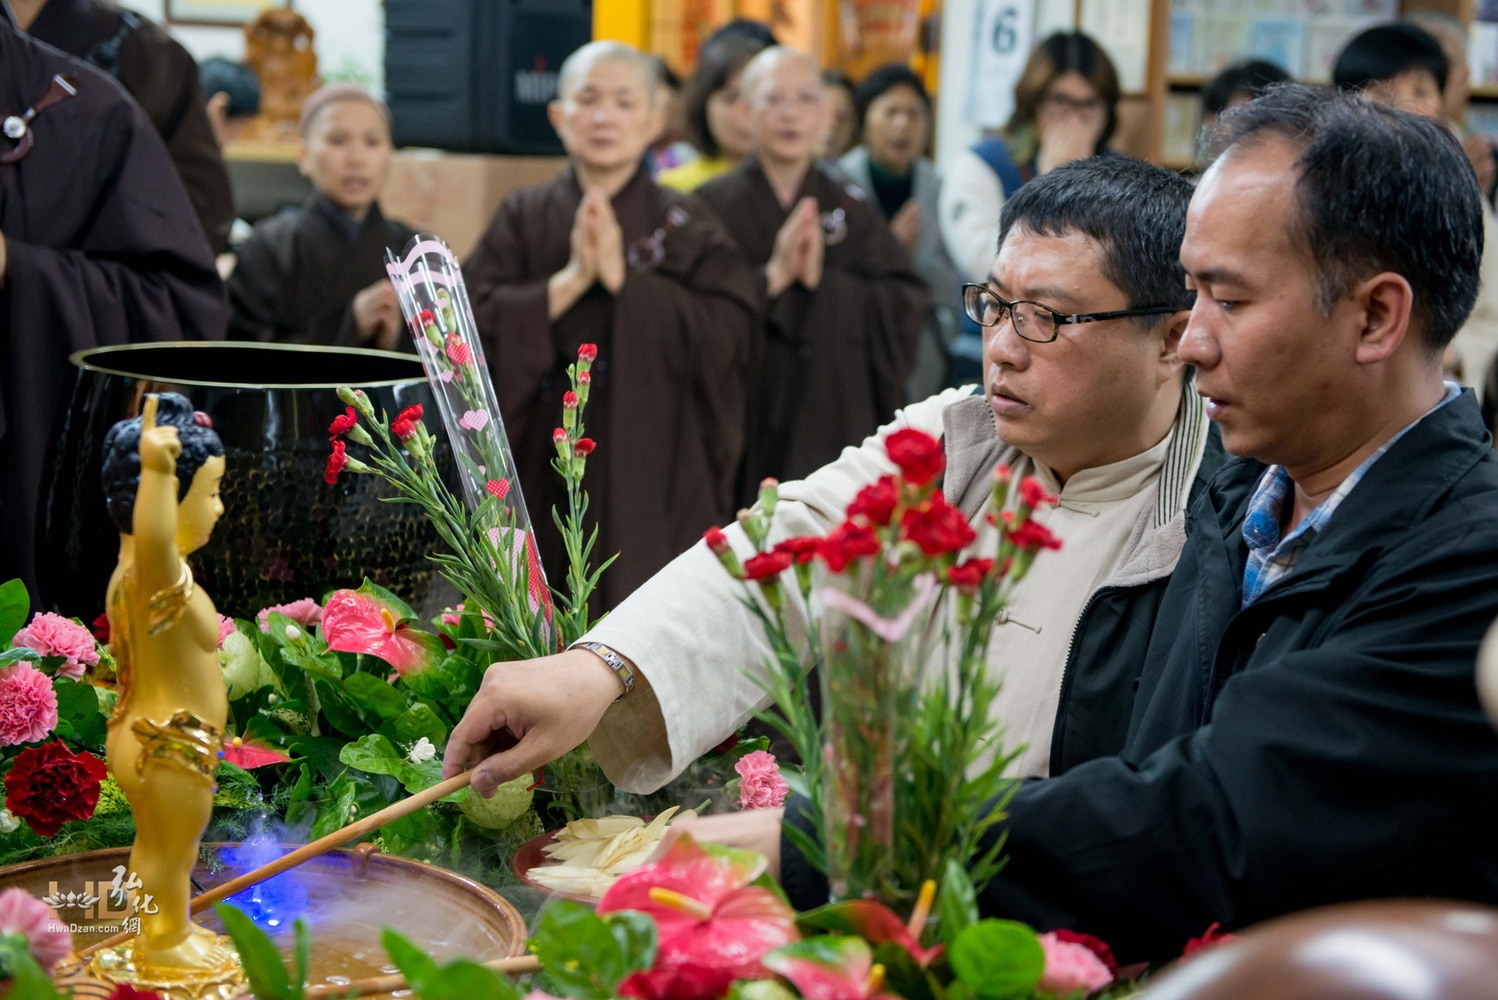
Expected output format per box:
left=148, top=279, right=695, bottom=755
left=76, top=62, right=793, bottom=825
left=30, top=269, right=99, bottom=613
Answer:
left=587, top=189, right=627, bottom=294
left=653, top=808, right=785, bottom=877
left=441, top=648, right=625, bottom=797
left=890, top=199, right=922, bottom=256
left=352, top=279, right=401, bottom=351
left=766, top=197, right=821, bottom=297
left=549, top=196, right=600, bottom=320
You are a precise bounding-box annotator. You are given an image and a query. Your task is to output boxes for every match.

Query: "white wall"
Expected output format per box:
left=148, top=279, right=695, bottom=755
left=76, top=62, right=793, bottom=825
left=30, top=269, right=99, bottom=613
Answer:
left=132, top=0, right=386, bottom=92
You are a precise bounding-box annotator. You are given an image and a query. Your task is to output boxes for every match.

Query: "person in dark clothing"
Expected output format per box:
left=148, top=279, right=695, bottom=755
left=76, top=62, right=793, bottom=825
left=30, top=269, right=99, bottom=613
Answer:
left=1, top=6, right=226, bottom=604
left=778, top=85, right=1498, bottom=960
left=200, top=55, right=259, bottom=148
left=12, top=0, right=234, bottom=254
left=226, top=83, right=417, bottom=351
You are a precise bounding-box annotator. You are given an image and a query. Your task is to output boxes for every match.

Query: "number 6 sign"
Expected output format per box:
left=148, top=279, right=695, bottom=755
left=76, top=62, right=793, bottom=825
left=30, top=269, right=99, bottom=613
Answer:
left=967, top=0, right=1037, bottom=128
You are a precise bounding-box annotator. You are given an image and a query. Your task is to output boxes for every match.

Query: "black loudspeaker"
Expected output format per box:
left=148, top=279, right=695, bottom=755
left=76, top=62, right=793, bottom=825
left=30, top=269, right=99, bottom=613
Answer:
left=384, top=0, right=593, bottom=154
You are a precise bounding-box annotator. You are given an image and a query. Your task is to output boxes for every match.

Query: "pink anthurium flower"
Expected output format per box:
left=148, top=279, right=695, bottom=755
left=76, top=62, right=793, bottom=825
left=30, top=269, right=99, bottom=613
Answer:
left=219, top=735, right=292, bottom=769
left=599, top=834, right=799, bottom=1000
left=320, top=581, right=444, bottom=676
left=762, top=936, right=902, bottom=1000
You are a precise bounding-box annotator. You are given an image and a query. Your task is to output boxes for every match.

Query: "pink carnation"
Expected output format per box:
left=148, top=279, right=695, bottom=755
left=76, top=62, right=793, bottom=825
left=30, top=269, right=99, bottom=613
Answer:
left=217, top=615, right=237, bottom=650
left=1038, top=931, right=1114, bottom=995
left=0, top=664, right=59, bottom=747
left=256, top=598, right=323, bottom=633
left=12, top=612, right=98, bottom=680
left=735, top=750, right=788, bottom=810
left=0, top=886, right=73, bottom=971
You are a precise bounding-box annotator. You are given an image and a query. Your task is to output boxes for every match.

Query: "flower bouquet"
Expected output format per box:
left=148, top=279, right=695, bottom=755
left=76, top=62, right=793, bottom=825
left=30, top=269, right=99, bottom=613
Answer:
left=708, top=428, right=1062, bottom=906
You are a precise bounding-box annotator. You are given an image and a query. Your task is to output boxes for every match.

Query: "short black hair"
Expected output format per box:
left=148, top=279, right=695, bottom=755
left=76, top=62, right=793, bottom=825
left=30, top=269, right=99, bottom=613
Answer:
left=1333, top=22, right=1448, bottom=94
left=102, top=393, right=225, bottom=535
left=1201, top=59, right=1291, bottom=116
left=996, top=156, right=1196, bottom=327
left=853, top=63, right=930, bottom=129
left=199, top=57, right=261, bottom=118
left=703, top=18, right=778, bottom=49
left=1203, top=83, right=1481, bottom=350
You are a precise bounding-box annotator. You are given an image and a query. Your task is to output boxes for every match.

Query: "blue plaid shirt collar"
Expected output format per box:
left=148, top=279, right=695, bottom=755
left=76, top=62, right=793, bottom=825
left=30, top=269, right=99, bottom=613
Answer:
left=1240, top=382, right=1462, bottom=607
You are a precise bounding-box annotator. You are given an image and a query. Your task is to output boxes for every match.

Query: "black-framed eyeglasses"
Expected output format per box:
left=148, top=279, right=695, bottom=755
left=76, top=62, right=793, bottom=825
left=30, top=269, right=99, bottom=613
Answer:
left=961, top=283, right=1189, bottom=344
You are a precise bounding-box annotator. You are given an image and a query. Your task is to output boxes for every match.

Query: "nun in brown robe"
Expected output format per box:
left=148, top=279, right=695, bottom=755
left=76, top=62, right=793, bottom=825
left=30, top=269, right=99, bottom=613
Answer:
left=1, top=9, right=226, bottom=603
left=16, top=0, right=235, bottom=255
left=464, top=42, right=758, bottom=608
left=696, top=47, right=928, bottom=489
left=227, top=85, right=417, bottom=350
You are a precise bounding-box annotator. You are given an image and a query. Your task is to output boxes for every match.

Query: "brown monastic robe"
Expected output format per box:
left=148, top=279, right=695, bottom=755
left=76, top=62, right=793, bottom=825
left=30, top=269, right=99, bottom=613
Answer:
left=696, top=157, right=928, bottom=490
left=227, top=195, right=418, bottom=349
left=1, top=13, right=226, bottom=604
left=464, top=165, right=758, bottom=608
left=27, top=0, right=235, bottom=255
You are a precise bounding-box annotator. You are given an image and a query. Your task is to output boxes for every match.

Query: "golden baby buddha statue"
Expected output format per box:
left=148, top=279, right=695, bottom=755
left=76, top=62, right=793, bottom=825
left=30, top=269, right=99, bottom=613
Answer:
left=82, top=392, right=245, bottom=998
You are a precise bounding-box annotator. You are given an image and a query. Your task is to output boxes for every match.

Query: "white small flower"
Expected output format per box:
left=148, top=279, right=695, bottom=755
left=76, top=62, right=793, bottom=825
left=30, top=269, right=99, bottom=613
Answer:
left=285, top=625, right=301, bottom=640
left=0, top=807, right=19, bottom=833
left=408, top=737, right=436, bottom=763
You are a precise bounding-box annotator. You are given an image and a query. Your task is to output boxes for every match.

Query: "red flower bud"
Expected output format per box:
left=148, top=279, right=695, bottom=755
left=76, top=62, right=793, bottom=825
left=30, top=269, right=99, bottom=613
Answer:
left=563, top=391, right=579, bottom=410
left=391, top=403, right=424, bottom=440
left=193, top=411, right=214, bottom=429
left=445, top=335, right=474, bottom=367
left=578, top=371, right=592, bottom=386
left=1019, top=476, right=1059, bottom=510
left=946, top=557, right=995, bottom=591
left=328, top=406, right=358, bottom=439
left=772, top=536, right=822, bottom=565
left=418, top=308, right=435, bottom=325
left=573, top=437, right=596, bottom=457
left=703, top=526, right=731, bottom=555
left=553, top=427, right=567, bottom=443
left=323, top=439, right=348, bottom=484
left=578, top=343, right=599, bottom=362
left=1006, top=518, right=1062, bottom=553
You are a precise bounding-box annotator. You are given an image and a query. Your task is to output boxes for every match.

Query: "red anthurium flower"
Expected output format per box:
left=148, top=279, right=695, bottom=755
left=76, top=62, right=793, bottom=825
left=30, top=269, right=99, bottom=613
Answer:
left=219, top=735, right=292, bottom=770
left=884, top=428, right=944, bottom=487
left=848, top=476, right=901, bottom=527
left=762, top=936, right=902, bottom=1000
left=321, top=583, right=445, bottom=676
left=599, top=835, right=799, bottom=1000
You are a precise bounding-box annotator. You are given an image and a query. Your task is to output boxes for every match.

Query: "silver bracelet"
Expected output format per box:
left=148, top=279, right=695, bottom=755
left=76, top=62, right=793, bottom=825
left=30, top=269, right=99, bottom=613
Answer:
left=572, top=640, right=636, bottom=699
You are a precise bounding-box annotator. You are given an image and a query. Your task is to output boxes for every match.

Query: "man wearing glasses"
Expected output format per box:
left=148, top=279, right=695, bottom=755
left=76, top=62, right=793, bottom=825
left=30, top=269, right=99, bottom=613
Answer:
left=444, top=153, right=1223, bottom=796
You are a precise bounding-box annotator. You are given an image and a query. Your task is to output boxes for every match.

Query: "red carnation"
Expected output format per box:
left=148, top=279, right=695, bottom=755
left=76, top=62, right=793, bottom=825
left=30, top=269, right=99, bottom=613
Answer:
left=818, top=520, right=882, bottom=572
left=848, top=475, right=901, bottom=526
left=323, top=439, right=348, bottom=485
left=417, top=309, right=435, bottom=326
left=579, top=370, right=592, bottom=386
left=772, top=536, right=822, bottom=565
left=1183, top=922, right=1239, bottom=957
left=1007, top=518, right=1062, bottom=553
left=573, top=438, right=597, bottom=457
left=445, top=335, right=473, bottom=367
left=946, top=557, right=995, bottom=591
left=90, top=611, right=110, bottom=644
left=900, top=496, right=976, bottom=556
left=578, top=343, right=599, bottom=362
left=742, top=551, right=792, bottom=581
left=391, top=403, right=424, bottom=440
left=327, top=406, right=358, bottom=439
left=553, top=427, right=567, bottom=443
left=4, top=741, right=109, bottom=837
left=1019, top=476, right=1059, bottom=510
left=885, top=428, right=945, bottom=487
left=703, top=526, right=732, bottom=556
left=563, top=391, right=579, bottom=410
left=1051, top=929, right=1118, bottom=976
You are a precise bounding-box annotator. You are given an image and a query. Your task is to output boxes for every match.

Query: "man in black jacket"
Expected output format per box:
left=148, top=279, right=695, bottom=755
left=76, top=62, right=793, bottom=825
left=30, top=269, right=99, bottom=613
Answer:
left=934, top=85, right=1498, bottom=957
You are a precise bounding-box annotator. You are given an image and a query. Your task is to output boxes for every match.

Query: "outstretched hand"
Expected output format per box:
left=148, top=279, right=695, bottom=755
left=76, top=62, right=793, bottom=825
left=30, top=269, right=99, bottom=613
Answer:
left=442, top=649, right=624, bottom=797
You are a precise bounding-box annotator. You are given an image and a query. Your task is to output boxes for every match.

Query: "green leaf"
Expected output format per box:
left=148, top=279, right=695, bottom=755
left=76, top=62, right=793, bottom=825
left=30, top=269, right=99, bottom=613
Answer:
left=0, top=647, right=41, bottom=666
left=343, top=672, right=409, bottom=720
left=393, top=704, right=448, bottom=747
left=338, top=733, right=443, bottom=794
left=0, top=578, right=28, bottom=647
left=529, top=899, right=653, bottom=1000
left=53, top=678, right=106, bottom=748
left=605, top=910, right=659, bottom=973
left=725, top=981, right=800, bottom=1000
left=216, top=903, right=294, bottom=1000
left=938, top=858, right=980, bottom=948
left=0, top=942, right=62, bottom=999
left=874, top=940, right=937, bottom=1000
left=293, top=919, right=312, bottom=1000
left=382, top=926, right=439, bottom=985
left=948, top=920, right=1045, bottom=1000
left=356, top=578, right=417, bottom=622
left=380, top=928, right=522, bottom=1000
